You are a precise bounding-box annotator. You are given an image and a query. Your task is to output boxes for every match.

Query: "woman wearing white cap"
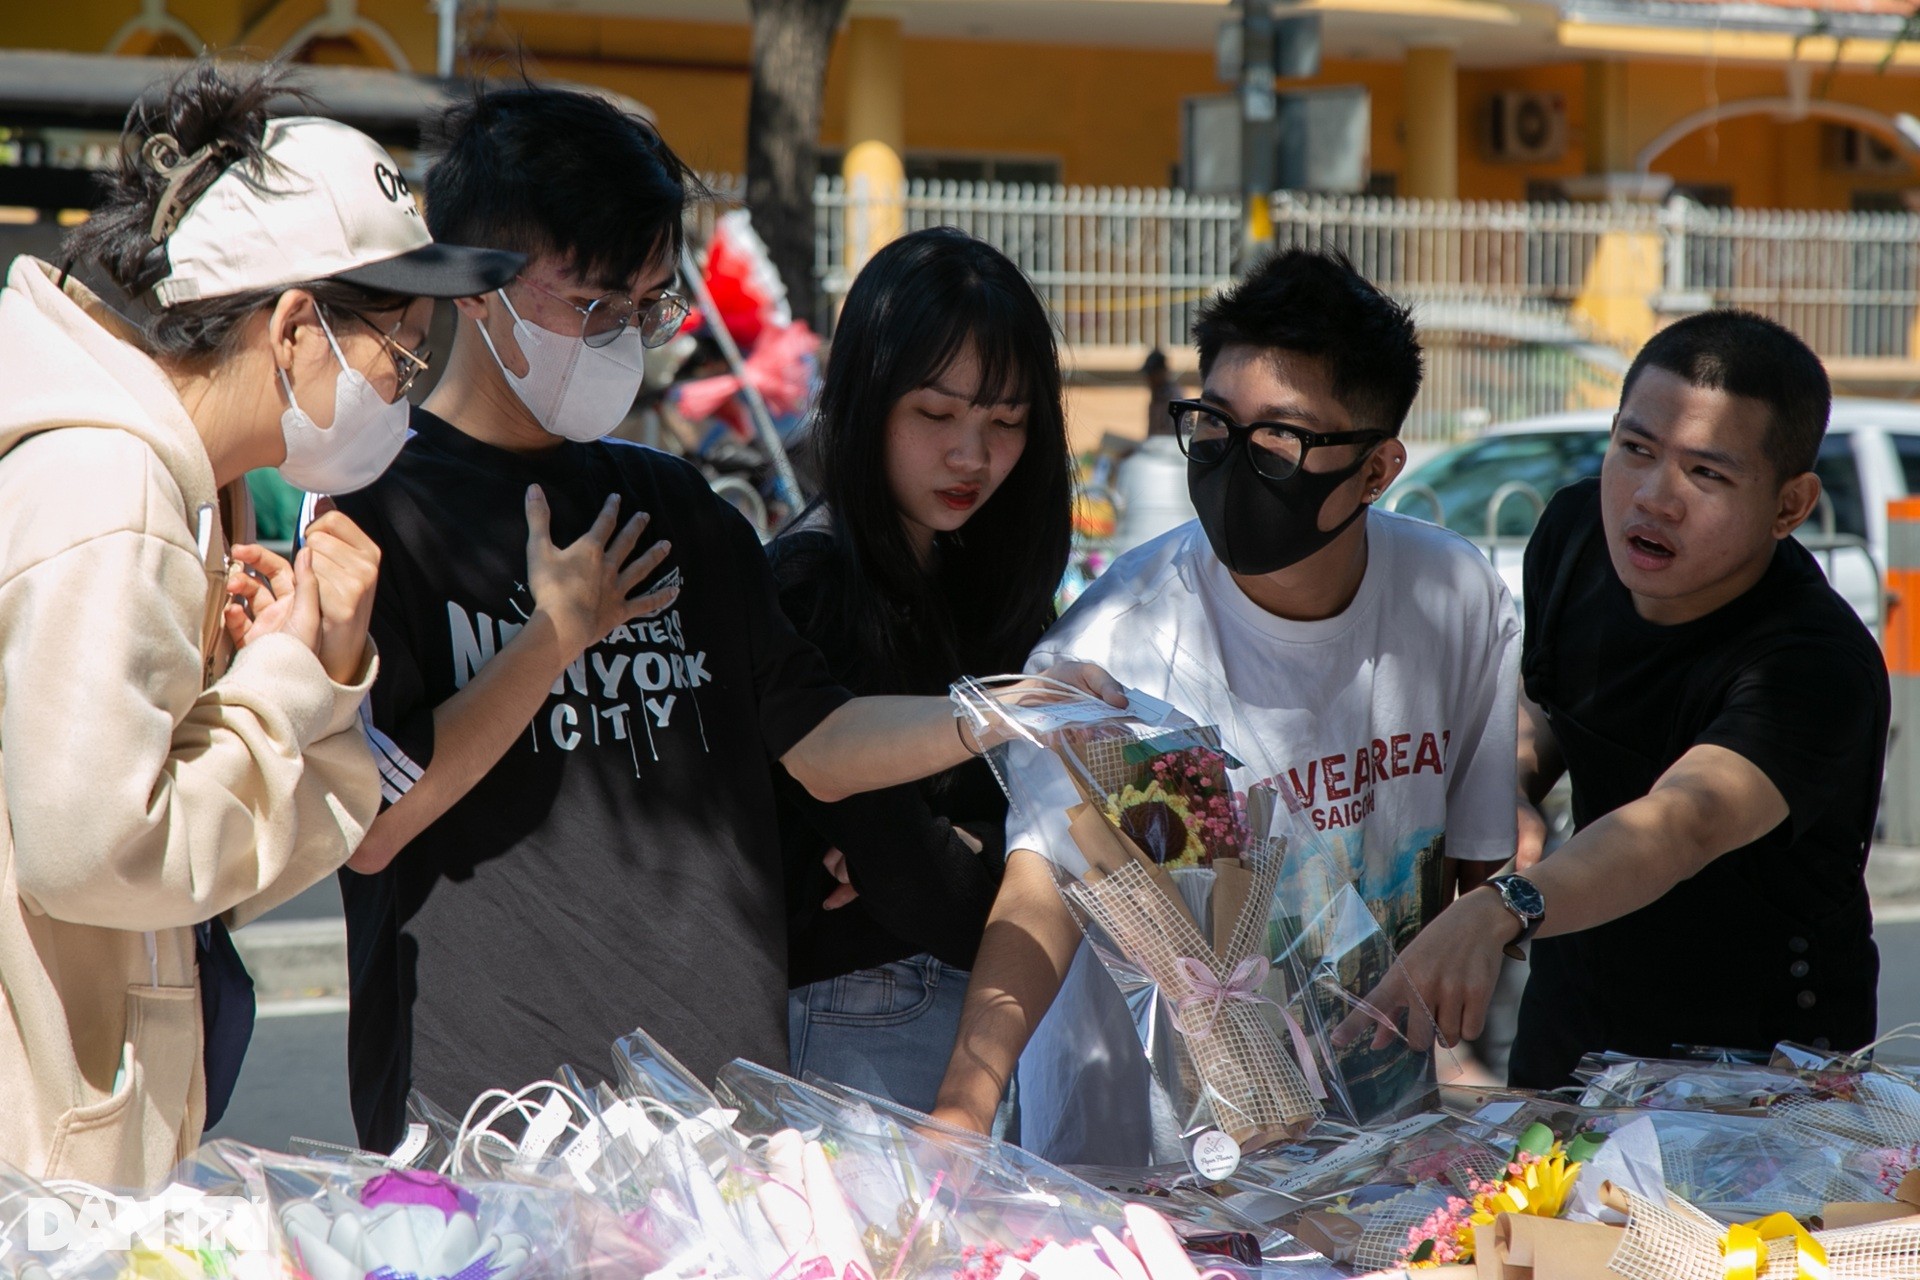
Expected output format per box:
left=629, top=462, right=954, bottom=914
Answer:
left=0, top=60, right=521, bottom=1184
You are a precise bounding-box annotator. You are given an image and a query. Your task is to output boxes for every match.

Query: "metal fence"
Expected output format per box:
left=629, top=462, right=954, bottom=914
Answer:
left=814, top=177, right=1242, bottom=352
left=693, top=176, right=1920, bottom=441
left=1671, top=203, right=1920, bottom=360
left=1265, top=191, right=1664, bottom=310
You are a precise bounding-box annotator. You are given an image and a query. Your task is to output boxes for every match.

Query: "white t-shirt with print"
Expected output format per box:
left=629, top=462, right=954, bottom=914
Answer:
left=1007, top=510, right=1521, bottom=1166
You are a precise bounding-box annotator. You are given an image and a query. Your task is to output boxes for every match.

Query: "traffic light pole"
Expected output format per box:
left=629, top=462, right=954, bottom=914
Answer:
left=1238, top=0, right=1276, bottom=270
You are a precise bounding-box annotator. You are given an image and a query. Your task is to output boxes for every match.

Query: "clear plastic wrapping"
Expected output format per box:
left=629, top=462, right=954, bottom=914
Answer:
left=952, top=676, right=1439, bottom=1172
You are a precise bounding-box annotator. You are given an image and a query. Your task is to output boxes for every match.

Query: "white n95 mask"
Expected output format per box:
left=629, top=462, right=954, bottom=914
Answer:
left=475, top=289, right=646, bottom=442
left=276, top=310, right=410, bottom=494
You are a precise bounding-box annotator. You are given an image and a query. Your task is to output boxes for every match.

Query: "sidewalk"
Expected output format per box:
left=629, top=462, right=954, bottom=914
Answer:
left=1871, top=845, right=1920, bottom=919
left=232, top=845, right=1920, bottom=1008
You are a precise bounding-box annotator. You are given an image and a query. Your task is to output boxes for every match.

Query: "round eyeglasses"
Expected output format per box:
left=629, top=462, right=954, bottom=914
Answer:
left=330, top=306, right=432, bottom=398
left=1168, top=399, right=1383, bottom=481
left=516, top=276, right=692, bottom=350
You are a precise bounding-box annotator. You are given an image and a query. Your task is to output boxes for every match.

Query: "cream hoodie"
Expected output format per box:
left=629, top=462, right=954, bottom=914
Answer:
left=0, top=259, right=380, bottom=1186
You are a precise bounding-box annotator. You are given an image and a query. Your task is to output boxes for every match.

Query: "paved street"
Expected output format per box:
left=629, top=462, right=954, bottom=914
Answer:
left=208, top=1009, right=356, bottom=1150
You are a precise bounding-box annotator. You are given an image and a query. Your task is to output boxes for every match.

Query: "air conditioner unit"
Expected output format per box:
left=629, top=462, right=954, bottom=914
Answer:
left=1484, top=92, right=1567, bottom=163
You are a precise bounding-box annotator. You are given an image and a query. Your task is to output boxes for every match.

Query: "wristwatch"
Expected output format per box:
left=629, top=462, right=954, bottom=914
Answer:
left=1483, top=874, right=1546, bottom=961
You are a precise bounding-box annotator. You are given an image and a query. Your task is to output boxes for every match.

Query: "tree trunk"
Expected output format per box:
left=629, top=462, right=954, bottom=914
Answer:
left=745, top=0, right=848, bottom=330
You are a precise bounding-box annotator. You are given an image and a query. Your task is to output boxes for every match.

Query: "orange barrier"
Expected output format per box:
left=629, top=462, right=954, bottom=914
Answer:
left=1887, top=499, right=1920, bottom=676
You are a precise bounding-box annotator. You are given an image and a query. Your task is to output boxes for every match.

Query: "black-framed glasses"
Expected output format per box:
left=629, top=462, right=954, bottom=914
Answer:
left=516, top=276, right=691, bottom=350
left=1168, top=398, right=1383, bottom=480
left=330, top=306, right=432, bottom=397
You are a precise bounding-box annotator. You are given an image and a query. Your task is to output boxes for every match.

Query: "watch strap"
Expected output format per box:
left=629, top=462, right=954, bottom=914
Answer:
left=1487, top=875, right=1544, bottom=954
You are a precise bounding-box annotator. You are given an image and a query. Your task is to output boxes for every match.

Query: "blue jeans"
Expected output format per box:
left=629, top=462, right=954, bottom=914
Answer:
left=788, top=955, right=969, bottom=1114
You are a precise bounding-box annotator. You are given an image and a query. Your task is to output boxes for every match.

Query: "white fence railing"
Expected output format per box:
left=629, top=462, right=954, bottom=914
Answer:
left=1671, top=204, right=1920, bottom=360
left=693, top=177, right=1920, bottom=441
left=814, top=178, right=1242, bottom=352
left=1265, top=191, right=1664, bottom=309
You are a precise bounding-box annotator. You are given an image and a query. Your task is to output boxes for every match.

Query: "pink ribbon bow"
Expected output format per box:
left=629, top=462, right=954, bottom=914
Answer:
left=1170, top=955, right=1327, bottom=1101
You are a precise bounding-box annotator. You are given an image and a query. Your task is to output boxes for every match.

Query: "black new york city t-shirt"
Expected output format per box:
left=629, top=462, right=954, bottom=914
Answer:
left=333, top=408, right=849, bottom=1149
left=1513, top=479, right=1888, bottom=1088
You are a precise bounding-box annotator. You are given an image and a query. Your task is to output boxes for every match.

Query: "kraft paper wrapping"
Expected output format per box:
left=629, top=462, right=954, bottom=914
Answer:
left=1066, top=802, right=1199, bottom=933
left=1820, top=1167, right=1920, bottom=1229
left=1470, top=1216, right=1624, bottom=1280
left=1603, top=1179, right=1920, bottom=1280
left=1227, top=833, right=1285, bottom=960
left=1289, top=1208, right=1361, bottom=1264
left=1066, top=856, right=1320, bottom=1146
left=1209, top=856, right=1251, bottom=960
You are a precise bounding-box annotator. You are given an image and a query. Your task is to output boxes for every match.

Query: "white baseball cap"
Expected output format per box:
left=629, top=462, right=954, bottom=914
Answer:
left=150, top=115, right=521, bottom=307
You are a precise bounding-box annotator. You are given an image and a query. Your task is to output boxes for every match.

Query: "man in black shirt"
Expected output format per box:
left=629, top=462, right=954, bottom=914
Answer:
left=1347, top=310, right=1888, bottom=1086
left=328, top=88, right=1116, bottom=1149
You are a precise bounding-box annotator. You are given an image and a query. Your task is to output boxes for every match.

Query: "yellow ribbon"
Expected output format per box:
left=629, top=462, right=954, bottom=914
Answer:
left=1719, top=1213, right=1830, bottom=1280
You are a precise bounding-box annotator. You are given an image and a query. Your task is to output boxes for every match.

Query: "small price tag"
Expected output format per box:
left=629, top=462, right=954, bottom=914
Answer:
left=1273, top=1114, right=1442, bottom=1192
left=1472, top=1100, right=1525, bottom=1126
left=515, top=1092, right=574, bottom=1164
left=604, top=1098, right=665, bottom=1149
left=560, top=1121, right=608, bottom=1191
left=1119, top=688, right=1177, bottom=723
left=387, top=1123, right=429, bottom=1167
left=1189, top=1130, right=1242, bottom=1182
left=1013, top=698, right=1138, bottom=734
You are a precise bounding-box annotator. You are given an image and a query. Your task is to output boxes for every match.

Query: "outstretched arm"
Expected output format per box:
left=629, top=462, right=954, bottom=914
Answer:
left=781, top=665, right=1125, bottom=803
left=929, top=849, right=1084, bottom=1134
left=1343, top=743, right=1788, bottom=1050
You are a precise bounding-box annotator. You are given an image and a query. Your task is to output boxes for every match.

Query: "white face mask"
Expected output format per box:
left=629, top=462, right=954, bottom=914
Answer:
left=474, top=289, right=647, bottom=442
left=276, top=310, right=410, bottom=495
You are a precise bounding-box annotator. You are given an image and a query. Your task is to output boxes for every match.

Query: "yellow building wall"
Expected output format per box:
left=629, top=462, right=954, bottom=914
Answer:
left=1574, top=59, right=1920, bottom=209
left=470, top=13, right=752, bottom=175
left=1454, top=62, right=1588, bottom=202
left=5, top=0, right=1920, bottom=210
left=1, top=0, right=438, bottom=68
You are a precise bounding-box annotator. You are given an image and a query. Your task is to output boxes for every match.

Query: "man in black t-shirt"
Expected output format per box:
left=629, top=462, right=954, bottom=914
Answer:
left=326, top=88, right=1118, bottom=1149
left=1345, top=310, right=1888, bottom=1087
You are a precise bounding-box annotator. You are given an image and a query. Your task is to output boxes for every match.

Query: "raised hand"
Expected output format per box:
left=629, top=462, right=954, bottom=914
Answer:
left=303, top=499, right=382, bottom=684
left=525, top=485, right=678, bottom=657
left=225, top=543, right=322, bottom=659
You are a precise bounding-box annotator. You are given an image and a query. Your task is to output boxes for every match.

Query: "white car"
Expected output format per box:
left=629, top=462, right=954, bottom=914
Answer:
left=1385, top=401, right=1920, bottom=632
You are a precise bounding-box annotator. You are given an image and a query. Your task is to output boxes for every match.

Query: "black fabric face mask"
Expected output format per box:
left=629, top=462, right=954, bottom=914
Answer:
left=1188, top=441, right=1377, bottom=576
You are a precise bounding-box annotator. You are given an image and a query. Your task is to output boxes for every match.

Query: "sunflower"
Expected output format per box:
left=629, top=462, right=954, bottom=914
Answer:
left=1106, top=782, right=1206, bottom=867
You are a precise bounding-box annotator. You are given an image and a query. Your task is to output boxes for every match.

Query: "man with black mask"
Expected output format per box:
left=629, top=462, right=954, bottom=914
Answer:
left=927, top=249, right=1522, bottom=1165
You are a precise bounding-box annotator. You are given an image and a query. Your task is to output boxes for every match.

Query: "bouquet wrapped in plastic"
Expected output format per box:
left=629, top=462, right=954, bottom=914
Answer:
left=1604, top=1178, right=1920, bottom=1280
left=610, top=1028, right=1356, bottom=1278
left=1572, top=1049, right=1859, bottom=1113
left=226, top=1146, right=581, bottom=1280
left=1769, top=1071, right=1920, bottom=1195
left=953, top=677, right=1437, bottom=1169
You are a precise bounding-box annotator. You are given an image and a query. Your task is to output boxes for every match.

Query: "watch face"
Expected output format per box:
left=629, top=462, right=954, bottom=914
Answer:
left=1501, top=876, right=1546, bottom=918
